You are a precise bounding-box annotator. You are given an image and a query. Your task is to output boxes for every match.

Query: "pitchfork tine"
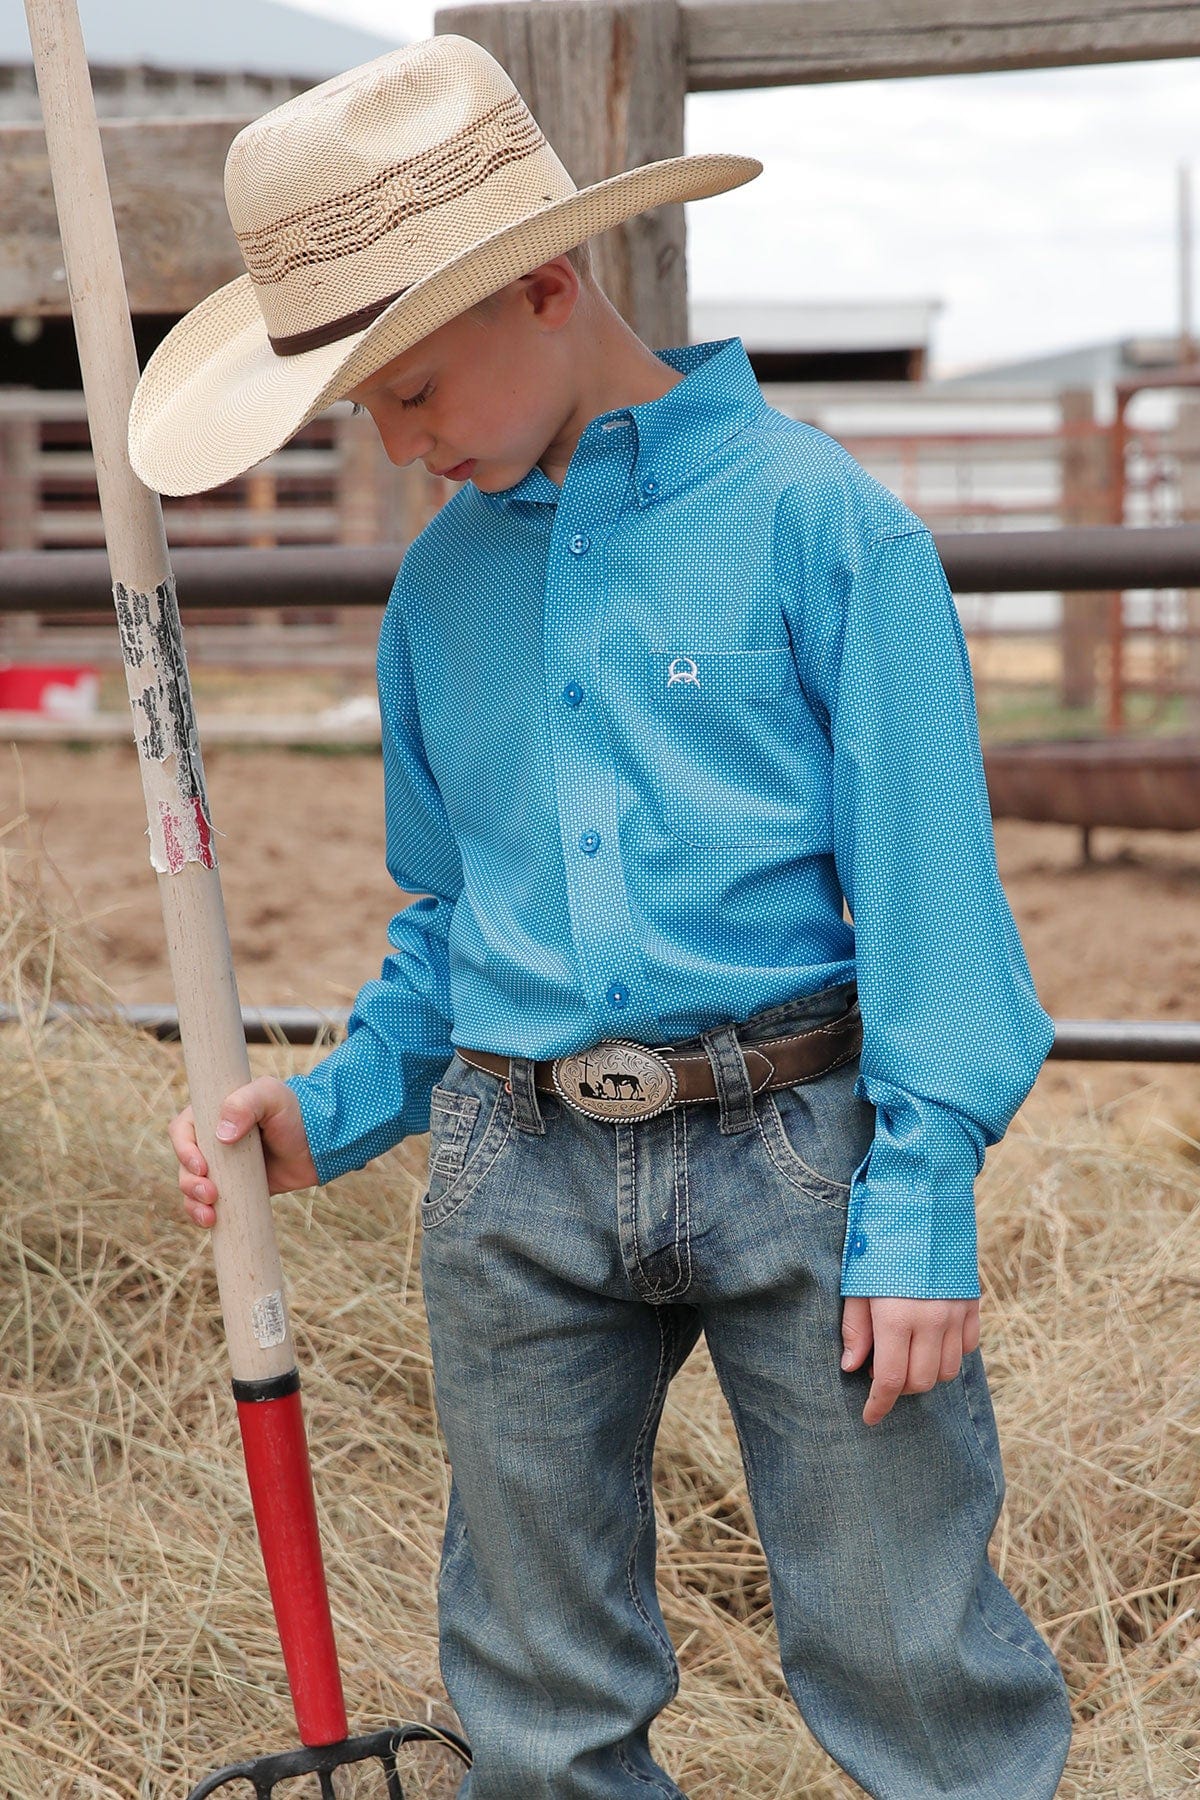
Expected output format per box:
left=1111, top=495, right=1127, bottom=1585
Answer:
left=184, top=1723, right=470, bottom=1798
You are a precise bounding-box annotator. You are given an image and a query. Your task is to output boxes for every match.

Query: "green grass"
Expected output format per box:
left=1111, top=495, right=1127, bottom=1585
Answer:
left=978, top=687, right=1194, bottom=745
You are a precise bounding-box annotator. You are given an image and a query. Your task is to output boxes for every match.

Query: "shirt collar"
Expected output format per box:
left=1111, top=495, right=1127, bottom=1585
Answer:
left=475, top=336, right=767, bottom=514
left=623, top=336, right=769, bottom=507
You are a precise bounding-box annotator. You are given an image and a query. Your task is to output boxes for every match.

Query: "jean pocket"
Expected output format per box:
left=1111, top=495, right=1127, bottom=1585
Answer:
left=422, top=1061, right=514, bottom=1229
left=755, top=1053, right=874, bottom=1205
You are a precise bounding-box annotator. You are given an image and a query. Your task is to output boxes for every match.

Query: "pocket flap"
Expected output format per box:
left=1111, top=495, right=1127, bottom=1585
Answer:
left=647, top=646, right=796, bottom=701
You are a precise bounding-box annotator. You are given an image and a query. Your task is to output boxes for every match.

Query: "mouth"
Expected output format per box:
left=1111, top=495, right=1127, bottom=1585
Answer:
left=434, top=459, right=476, bottom=482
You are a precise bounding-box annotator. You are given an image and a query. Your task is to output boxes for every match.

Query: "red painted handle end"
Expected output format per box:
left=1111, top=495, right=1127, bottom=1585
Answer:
left=235, top=1378, right=348, bottom=1746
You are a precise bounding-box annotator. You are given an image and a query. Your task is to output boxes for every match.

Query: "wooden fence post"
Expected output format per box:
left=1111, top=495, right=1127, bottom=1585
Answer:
left=0, top=401, right=42, bottom=651
left=1172, top=398, right=1200, bottom=729
left=335, top=408, right=395, bottom=655
left=436, top=0, right=688, bottom=349
left=1059, top=388, right=1110, bottom=711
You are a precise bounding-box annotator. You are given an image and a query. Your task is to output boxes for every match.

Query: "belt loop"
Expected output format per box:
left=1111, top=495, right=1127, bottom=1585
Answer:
left=507, top=1055, right=546, bottom=1135
left=700, top=1023, right=756, bottom=1135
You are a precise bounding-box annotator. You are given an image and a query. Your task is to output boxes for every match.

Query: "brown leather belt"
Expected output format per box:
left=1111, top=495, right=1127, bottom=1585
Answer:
left=455, top=1003, right=863, bottom=1124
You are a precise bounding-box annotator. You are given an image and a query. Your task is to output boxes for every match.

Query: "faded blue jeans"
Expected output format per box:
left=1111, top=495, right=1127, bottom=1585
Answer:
left=418, top=981, right=1072, bottom=1799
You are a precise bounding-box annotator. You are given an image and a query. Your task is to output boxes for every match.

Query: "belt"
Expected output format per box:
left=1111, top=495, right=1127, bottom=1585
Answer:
left=455, top=1002, right=863, bottom=1124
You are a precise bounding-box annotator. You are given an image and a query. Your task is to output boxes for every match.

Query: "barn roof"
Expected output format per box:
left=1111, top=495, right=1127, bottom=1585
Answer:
left=690, top=297, right=940, bottom=354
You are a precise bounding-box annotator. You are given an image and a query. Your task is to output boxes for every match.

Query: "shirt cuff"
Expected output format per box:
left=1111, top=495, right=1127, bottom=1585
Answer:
left=840, top=1183, right=980, bottom=1299
left=839, top=1081, right=985, bottom=1298
left=283, top=1063, right=400, bottom=1187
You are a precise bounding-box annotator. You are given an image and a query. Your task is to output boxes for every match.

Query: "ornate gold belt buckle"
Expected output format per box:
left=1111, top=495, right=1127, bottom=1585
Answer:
left=551, top=1039, right=677, bottom=1122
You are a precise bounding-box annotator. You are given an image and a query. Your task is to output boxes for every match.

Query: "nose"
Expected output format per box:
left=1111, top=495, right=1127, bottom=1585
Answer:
left=372, top=411, right=435, bottom=469
left=382, top=429, right=435, bottom=469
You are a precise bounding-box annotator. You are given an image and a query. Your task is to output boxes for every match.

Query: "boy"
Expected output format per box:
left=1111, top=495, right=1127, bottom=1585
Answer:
left=144, top=35, right=1073, bottom=1800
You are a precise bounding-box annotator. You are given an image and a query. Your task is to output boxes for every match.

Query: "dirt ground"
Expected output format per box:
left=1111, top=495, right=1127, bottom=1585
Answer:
left=2, top=739, right=1198, bottom=1154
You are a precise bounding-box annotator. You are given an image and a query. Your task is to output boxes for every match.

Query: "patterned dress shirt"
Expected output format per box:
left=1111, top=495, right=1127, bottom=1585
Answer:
left=287, top=335, right=1053, bottom=1300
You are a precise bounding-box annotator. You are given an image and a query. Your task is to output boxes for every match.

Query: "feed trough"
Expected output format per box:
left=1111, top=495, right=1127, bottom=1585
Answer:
left=983, top=736, right=1200, bottom=834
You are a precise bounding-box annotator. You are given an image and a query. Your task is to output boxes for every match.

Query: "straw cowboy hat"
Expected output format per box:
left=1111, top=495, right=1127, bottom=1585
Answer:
left=127, top=33, right=761, bottom=497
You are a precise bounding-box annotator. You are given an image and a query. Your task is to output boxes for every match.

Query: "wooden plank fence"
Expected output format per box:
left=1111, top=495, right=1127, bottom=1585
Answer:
left=434, top=0, right=1200, bottom=346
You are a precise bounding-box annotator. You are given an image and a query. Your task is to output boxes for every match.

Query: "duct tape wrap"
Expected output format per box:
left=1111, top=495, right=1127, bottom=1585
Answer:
left=114, top=575, right=216, bottom=875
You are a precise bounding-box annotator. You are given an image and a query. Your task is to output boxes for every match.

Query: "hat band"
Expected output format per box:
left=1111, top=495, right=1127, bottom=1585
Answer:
left=268, top=285, right=411, bottom=356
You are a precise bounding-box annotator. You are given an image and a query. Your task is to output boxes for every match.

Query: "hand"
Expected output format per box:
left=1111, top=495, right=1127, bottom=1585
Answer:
left=169, top=1077, right=318, bottom=1228
left=840, top=1295, right=981, bottom=1427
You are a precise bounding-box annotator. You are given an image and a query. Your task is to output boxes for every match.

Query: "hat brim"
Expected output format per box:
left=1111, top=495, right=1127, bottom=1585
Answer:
left=127, top=152, right=762, bottom=497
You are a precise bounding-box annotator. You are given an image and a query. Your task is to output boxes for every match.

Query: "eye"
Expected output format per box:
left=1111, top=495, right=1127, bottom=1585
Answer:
left=349, top=401, right=366, bottom=416
left=401, top=381, right=433, bottom=410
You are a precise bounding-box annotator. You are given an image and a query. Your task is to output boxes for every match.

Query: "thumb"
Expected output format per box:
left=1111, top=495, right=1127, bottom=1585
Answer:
left=213, top=1080, right=272, bottom=1144
left=841, top=1295, right=873, bottom=1371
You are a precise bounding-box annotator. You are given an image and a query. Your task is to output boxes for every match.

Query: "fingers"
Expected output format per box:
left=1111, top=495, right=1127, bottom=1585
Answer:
left=168, top=1103, right=204, bottom=1175
left=213, top=1077, right=275, bottom=1145
left=172, top=1081, right=267, bottom=1229
left=852, top=1298, right=981, bottom=1427
left=862, top=1330, right=909, bottom=1427
left=840, top=1296, right=873, bottom=1372
left=169, top=1102, right=215, bottom=1228
left=938, top=1327, right=964, bottom=1384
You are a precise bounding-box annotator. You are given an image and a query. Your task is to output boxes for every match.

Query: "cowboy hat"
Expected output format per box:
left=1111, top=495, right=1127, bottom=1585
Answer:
left=127, top=34, right=761, bottom=497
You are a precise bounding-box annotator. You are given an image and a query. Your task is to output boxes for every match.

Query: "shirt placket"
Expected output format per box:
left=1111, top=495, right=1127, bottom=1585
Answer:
left=543, top=416, right=663, bottom=1043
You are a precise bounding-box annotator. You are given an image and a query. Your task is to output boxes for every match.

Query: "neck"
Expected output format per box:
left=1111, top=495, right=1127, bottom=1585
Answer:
left=537, top=288, right=683, bottom=486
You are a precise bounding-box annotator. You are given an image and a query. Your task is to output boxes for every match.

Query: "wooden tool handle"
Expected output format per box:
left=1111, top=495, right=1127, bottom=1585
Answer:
left=25, top=0, right=349, bottom=1746
left=24, top=0, right=291, bottom=1384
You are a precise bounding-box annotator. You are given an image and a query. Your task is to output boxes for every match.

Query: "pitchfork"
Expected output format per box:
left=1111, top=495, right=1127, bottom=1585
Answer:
left=23, top=3, right=471, bottom=1793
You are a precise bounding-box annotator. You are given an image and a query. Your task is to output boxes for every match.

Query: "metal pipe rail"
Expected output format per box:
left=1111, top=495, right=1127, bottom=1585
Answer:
left=5, top=525, right=1200, bottom=611
left=2, top=1003, right=1198, bottom=1060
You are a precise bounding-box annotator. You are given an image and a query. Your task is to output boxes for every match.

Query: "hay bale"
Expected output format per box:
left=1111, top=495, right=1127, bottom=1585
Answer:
left=0, top=840, right=1197, bottom=1797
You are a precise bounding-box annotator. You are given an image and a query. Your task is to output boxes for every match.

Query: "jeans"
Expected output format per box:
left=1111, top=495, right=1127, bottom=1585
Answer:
left=418, top=981, right=1072, bottom=1799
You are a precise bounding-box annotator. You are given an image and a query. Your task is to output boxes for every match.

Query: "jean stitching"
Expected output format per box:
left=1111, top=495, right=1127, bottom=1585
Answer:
left=643, top=1106, right=689, bottom=1302
left=626, top=1119, right=688, bottom=1303
left=510, top=1055, right=546, bottom=1135
left=616, top=1121, right=647, bottom=1299
left=731, top=982, right=857, bottom=1040
left=421, top=1082, right=514, bottom=1228
left=677, top=1103, right=692, bottom=1294
left=703, top=1025, right=754, bottom=1135
left=428, top=1093, right=481, bottom=1183
left=958, top=1360, right=1065, bottom=1679
left=624, top=1308, right=681, bottom=1682
left=754, top=1097, right=851, bottom=1207
left=614, top=1743, right=683, bottom=1796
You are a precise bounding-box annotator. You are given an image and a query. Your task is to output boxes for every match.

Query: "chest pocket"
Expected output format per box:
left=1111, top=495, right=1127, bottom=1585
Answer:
left=638, top=646, right=813, bottom=848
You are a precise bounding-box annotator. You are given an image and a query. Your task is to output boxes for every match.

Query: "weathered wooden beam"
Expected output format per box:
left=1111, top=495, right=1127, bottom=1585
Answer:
left=0, top=117, right=248, bottom=315
left=682, top=0, right=1200, bottom=91
left=436, top=1, right=689, bottom=348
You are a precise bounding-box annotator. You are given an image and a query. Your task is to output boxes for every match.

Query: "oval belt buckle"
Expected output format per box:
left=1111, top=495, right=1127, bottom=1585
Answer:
left=552, top=1040, right=677, bottom=1122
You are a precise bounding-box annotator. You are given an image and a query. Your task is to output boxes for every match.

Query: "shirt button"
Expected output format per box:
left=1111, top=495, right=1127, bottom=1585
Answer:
left=562, top=682, right=584, bottom=707
left=640, top=476, right=659, bottom=499
left=849, top=1231, right=868, bottom=1257
left=579, top=831, right=601, bottom=855
left=569, top=533, right=591, bottom=554
left=606, top=982, right=629, bottom=1009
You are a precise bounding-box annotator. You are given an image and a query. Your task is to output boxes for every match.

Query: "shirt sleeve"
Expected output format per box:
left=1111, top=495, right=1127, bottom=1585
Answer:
left=784, top=513, right=1053, bottom=1299
left=285, top=583, right=463, bottom=1185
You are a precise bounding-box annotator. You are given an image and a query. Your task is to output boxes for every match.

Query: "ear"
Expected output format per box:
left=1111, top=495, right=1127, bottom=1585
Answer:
left=518, top=256, right=580, bottom=329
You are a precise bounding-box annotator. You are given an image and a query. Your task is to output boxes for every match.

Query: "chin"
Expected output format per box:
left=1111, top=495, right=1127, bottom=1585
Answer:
left=473, top=467, right=513, bottom=493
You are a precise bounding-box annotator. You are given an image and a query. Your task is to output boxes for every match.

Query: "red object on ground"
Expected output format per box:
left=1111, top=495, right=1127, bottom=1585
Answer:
left=234, top=1386, right=349, bottom=1747
left=0, top=663, right=99, bottom=716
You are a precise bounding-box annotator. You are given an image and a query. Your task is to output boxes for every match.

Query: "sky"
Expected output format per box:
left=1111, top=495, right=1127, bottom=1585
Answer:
left=286, top=0, right=1197, bottom=376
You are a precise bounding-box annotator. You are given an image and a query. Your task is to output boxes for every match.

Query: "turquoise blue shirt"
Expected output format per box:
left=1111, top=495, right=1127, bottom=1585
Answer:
left=287, top=335, right=1052, bottom=1299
